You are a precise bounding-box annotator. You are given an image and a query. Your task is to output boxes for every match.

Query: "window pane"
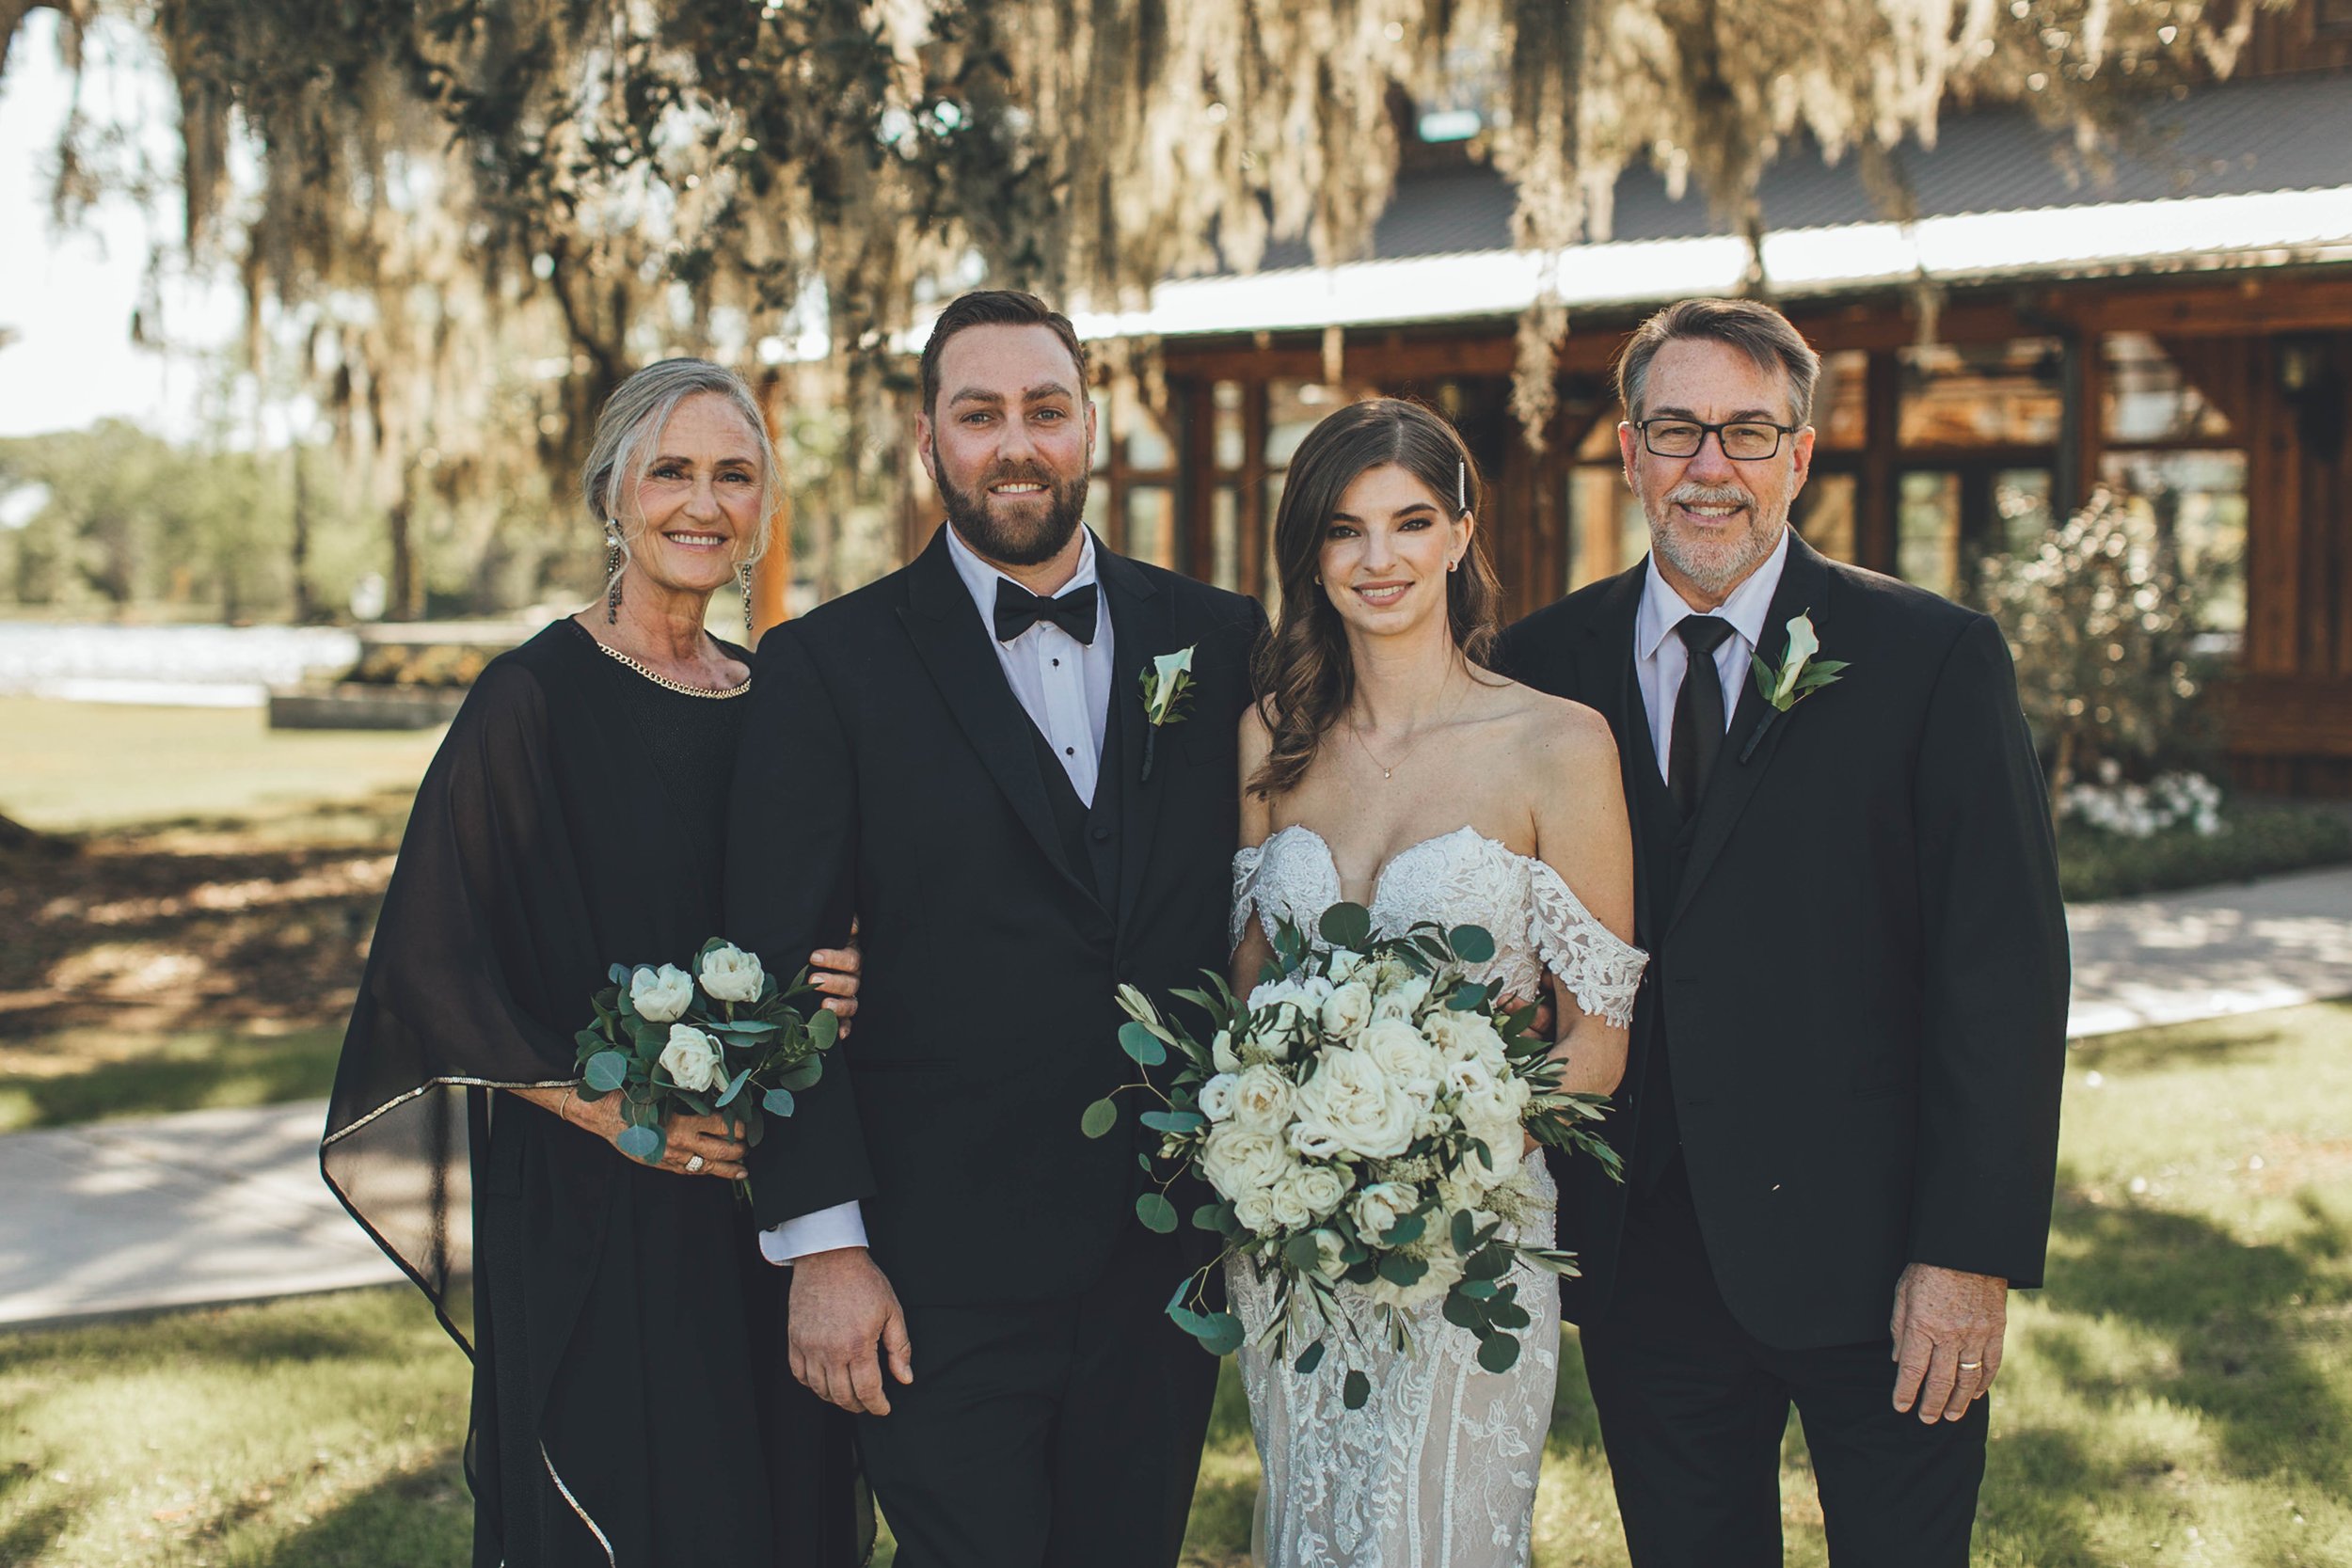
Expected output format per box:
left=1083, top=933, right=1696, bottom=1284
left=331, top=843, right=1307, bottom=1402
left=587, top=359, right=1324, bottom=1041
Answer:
left=2103, top=332, right=2233, bottom=443
left=1994, top=469, right=2055, bottom=557
left=1083, top=480, right=1110, bottom=540
left=1899, top=340, right=2063, bottom=447
left=1214, top=382, right=1246, bottom=471
left=1565, top=467, right=1645, bottom=589
left=1812, top=351, right=1867, bottom=450
left=1266, top=382, right=1373, bottom=467
left=1089, top=395, right=1110, bottom=471
left=1576, top=412, right=1624, bottom=462
left=1211, top=484, right=1242, bottom=592
left=1120, top=381, right=1175, bottom=471
left=2101, top=450, right=2249, bottom=638
left=1125, top=485, right=1175, bottom=570
left=1898, top=471, right=1962, bottom=596
left=1796, top=473, right=1857, bottom=562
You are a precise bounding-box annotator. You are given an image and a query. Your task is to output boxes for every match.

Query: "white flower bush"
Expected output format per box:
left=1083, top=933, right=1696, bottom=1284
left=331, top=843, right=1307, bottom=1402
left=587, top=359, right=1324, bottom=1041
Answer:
left=1088, top=905, right=1625, bottom=1407
left=2059, top=763, right=2224, bottom=840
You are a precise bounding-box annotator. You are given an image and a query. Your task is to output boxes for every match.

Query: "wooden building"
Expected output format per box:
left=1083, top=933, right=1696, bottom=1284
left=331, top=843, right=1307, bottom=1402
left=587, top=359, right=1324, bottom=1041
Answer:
left=904, top=17, right=2352, bottom=793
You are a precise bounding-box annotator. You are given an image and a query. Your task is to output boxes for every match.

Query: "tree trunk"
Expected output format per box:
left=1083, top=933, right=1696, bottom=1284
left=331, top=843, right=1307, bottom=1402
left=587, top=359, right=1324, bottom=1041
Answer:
left=291, top=444, right=314, bottom=623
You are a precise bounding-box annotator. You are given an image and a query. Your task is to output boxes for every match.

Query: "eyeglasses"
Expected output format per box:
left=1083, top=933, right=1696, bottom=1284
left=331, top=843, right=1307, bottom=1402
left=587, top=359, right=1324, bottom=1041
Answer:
left=1634, top=418, right=1801, bottom=461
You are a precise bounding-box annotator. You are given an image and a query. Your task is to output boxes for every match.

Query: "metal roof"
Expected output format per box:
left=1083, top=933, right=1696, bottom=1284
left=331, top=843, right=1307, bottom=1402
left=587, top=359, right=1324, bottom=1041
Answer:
left=1073, top=71, right=2352, bottom=341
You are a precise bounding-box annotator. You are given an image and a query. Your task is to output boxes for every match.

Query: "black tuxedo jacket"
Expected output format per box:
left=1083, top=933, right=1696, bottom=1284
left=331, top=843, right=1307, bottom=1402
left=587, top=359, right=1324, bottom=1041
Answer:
left=725, top=528, right=1265, bottom=1307
left=1501, top=534, right=2070, bottom=1349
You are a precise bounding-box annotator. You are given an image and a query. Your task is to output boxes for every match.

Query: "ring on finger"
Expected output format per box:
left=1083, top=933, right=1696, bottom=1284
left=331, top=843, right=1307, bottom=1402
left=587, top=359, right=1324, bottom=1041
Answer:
left=1959, top=1358, right=1983, bottom=1370
left=685, top=1153, right=707, bottom=1173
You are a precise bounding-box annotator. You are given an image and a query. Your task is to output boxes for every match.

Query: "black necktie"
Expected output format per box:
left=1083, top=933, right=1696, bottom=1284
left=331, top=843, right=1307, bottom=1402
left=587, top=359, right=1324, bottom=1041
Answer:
left=1669, top=615, right=1735, bottom=819
left=993, top=579, right=1098, bottom=646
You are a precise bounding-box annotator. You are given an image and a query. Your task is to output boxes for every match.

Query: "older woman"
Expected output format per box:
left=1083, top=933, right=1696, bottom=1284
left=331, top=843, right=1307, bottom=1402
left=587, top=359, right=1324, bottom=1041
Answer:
left=324, top=359, right=869, bottom=1566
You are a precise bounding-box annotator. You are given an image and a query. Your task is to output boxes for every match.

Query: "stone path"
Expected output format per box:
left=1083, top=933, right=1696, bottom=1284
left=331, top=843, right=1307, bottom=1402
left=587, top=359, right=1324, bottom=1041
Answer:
left=2, top=865, right=2345, bottom=1329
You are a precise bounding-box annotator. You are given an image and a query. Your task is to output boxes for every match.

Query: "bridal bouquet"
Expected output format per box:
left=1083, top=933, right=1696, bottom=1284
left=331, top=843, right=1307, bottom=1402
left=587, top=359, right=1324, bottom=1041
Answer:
left=574, top=939, right=838, bottom=1167
left=1085, top=904, right=1621, bottom=1407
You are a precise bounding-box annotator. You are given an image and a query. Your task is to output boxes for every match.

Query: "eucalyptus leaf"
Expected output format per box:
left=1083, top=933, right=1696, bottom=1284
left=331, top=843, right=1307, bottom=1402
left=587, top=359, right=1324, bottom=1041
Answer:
left=1198, top=1312, right=1246, bottom=1357
left=1376, top=1253, right=1428, bottom=1287
left=1293, top=1338, right=1327, bottom=1374
left=1476, top=1333, right=1522, bottom=1373
left=1136, top=1193, right=1179, bottom=1233
left=1119, top=1022, right=1169, bottom=1068
left=715, top=1069, right=752, bottom=1108
left=1343, top=1370, right=1371, bottom=1410
left=1318, top=902, right=1373, bottom=952
left=1451, top=1210, right=1477, bottom=1254
left=1489, top=1300, right=1534, bottom=1331
left=1448, top=924, right=1496, bottom=964
left=775, top=1059, right=822, bottom=1092
left=1445, top=981, right=1491, bottom=1012
left=1193, top=1203, right=1229, bottom=1233
left=615, top=1123, right=663, bottom=1164
left=583, top=1051, right=631, bottom=1094
left=1283, top=1233, right=1323, bottom=1273
left=1080, top=1099, right=1120, bottom=1138
left=1458, top=1277, right=1499, bottom=1299
left=607, top=963, right=632, bottom=986
left=1442, top=1290, right=1486, bottom=1332
left=1139, top=1109, right=1206, bottom=1134
left=762, top=1086, right=796, bottom=1117
left=808, top=1007, right=840, bottom=1051
left=1378, top=1213, right=1425, bottom=1249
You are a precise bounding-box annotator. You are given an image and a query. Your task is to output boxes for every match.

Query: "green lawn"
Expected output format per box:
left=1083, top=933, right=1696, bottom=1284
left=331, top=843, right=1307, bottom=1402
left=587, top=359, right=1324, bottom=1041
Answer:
left=0, top=697, right=442, bottom=833
left=5, top=998, right=2347, bottom=1567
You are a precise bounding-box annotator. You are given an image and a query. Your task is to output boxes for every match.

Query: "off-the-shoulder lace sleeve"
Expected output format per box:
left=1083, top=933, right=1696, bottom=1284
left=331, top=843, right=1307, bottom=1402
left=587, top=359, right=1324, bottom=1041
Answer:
left=1526, top=860, right=1647, bottom=1029
left=1231, top=845, right=1267, bottom=952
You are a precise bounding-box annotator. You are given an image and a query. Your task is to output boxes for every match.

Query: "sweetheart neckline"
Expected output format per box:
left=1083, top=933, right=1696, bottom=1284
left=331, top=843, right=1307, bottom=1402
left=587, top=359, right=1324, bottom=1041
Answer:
left=1252, top=822, right=1543, bottom=911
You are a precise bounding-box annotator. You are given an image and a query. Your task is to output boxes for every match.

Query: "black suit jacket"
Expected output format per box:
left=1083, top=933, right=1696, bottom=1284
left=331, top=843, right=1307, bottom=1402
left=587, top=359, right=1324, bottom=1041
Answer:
left=1501, top=534, right=2070, bottom=1349
left=725, top=528, right=1266, bottom=1307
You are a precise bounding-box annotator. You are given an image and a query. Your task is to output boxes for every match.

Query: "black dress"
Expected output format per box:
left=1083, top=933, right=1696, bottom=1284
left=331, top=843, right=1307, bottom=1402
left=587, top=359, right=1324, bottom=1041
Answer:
left=323, top=617, right=868, bottom=1568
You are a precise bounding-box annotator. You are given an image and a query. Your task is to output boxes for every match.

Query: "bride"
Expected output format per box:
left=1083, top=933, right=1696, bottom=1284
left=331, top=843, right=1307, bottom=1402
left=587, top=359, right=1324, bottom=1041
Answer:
left=1230, top=398, right=1646, bottom=1567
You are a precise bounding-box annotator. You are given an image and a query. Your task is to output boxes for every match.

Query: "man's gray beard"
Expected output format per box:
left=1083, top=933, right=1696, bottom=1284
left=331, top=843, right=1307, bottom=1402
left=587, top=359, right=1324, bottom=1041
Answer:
left=1645, top=483, right=1788, bottom=601
left=935, top=450, right=1089, bottom=567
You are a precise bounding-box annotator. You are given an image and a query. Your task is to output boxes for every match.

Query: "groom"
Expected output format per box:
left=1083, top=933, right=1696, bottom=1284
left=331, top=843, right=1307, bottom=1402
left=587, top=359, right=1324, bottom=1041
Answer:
left=725, top=290, right=1264, bottom=1568
left=1502, top=298, right=2070, bottom=1565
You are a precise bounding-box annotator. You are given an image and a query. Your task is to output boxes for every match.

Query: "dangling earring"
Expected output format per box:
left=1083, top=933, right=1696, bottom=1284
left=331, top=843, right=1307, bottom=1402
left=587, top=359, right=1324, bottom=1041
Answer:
left=738, top=562, right=755, bottom=639
left=603, top=522, right=625, bottom=625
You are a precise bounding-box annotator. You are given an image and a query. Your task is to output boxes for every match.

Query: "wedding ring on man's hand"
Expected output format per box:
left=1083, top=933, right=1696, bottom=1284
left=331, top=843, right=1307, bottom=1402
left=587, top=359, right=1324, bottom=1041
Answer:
left=1959, top=1360, right=1983, bottom=1370
left=686, top=1154, right=707, bottom=1173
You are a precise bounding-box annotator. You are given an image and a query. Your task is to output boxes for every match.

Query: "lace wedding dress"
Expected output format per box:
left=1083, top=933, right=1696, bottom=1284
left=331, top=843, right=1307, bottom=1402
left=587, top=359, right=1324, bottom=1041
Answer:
left=1228, top=824, right=1647, bottom=1568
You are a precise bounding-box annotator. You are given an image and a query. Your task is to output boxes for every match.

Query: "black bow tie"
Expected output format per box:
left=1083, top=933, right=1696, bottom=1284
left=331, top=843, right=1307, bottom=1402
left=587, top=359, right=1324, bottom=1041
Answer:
left=993, top=579, right=1099, bottom=646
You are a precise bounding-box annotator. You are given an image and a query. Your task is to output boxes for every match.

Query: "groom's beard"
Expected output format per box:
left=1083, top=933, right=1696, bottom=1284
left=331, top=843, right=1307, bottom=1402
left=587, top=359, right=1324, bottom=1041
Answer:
left=932, top=438, right=1089, bottom=567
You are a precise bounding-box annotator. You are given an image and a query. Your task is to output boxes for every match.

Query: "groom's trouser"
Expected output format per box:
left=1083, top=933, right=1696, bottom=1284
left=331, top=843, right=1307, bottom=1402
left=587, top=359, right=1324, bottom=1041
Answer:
left=853, top=1224, right=1218, bottom=1568
left=1580, top=1162, right=1989, bottom=1568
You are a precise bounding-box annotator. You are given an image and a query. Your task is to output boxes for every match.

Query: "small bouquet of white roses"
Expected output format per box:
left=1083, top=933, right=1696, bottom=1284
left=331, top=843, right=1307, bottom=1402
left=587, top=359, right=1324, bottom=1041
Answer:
left=1085, top=903, right=1621, bottom=1408
left=573, top=939, right=838, bottom=1171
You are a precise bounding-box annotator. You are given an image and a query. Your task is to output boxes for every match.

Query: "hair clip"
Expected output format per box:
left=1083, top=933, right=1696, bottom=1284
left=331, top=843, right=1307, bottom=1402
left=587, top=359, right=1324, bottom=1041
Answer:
left=1456, top=460, right=1467, bottom=515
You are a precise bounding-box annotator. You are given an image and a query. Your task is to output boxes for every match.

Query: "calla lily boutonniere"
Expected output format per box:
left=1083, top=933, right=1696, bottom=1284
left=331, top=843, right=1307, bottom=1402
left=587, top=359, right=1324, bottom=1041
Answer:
left=1139, top=644, right=1197, bottom=783
left=1740, top=611, right=1847, bottom=762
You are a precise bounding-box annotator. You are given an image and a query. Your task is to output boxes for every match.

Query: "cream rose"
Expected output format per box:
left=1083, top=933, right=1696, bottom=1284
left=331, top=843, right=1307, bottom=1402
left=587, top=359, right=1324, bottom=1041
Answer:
left=1230, top=1064, right=1295, bottom=1134
left=1233, top=1188, right=1281, bottom=1235
left=629, top=963, right=694, bottom=1023
left=1289, top=1162, right=1352, bottom=1221
left=1211, top=1029, right=1242, bottom=1073
left=1370, top=974, right=1433, bottom=1022
left=1425, top=1009, right=1508, bottom=1066
left=1350, top=1180, right=1420, bottom=1241
left=1199, top=1125, right=1292, bottom=1205
left=697, top=943, right=765, bottom=1004
left=1270, top=1177, right=1314, bottom=1230
left=1359, top=1019, right=1444, bottom=1107
left=1309, top=1227, right=1350, bottom=1280
left=1292, top=1047, right=1419, bottom=1160
left=1327, top=949, right=1367, bottom=985
left=1198, top=1072, right=1240, bottom=1123
left=1319, top=980, right=1374, bottom=1040
left=658, top=1023, right=727, bottom=1092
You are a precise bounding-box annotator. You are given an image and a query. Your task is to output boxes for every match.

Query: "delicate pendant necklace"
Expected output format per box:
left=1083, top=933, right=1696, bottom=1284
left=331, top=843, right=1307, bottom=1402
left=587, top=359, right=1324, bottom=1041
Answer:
left=1347, top=676, right=1467, bottom=782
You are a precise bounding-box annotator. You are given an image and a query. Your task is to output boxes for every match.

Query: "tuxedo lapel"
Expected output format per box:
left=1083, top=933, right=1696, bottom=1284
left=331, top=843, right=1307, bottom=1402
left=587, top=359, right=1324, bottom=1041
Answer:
left=1662, top=534, right=1835, bottom=937
left=897, top=529, right=1095, bottom=902
left=1100, top=542, right=1173, bottom=933
left=1579, top=567, right=1661, bottom=941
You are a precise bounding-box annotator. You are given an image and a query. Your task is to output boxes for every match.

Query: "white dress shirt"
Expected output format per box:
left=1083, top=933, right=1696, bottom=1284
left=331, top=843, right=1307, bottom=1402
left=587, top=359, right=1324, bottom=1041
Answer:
left=1633, top=529, right=1792, bottom=784
left=761, top=524, right=1119, bottom=1265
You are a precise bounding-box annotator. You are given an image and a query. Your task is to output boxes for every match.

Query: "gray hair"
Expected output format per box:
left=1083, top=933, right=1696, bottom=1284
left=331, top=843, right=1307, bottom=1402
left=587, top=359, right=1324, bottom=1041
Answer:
left=581, top=358, right=784, bottom=594
left=1616, top=298, right=1823, bottom=427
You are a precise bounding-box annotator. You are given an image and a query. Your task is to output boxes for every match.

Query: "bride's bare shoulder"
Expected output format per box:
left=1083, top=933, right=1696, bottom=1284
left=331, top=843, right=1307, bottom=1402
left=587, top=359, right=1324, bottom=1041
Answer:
left=1481, top=676, right=1618, bottom=769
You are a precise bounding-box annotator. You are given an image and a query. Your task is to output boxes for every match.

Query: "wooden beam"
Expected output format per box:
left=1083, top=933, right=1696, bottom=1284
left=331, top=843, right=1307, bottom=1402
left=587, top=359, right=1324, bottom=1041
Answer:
left=1858, top=349, right=1901, bottom=574
left=2223, top=675, right=2352, bottom=759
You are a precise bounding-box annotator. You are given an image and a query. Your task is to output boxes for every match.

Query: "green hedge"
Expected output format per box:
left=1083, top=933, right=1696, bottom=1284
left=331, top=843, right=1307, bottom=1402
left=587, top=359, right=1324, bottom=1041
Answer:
left=2059, top=801, right=2352, bottom=902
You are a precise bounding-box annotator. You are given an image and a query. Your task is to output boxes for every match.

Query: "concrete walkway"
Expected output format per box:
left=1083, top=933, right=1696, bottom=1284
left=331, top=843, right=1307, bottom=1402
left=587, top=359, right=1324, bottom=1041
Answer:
left=3, top=865, right=2347, bottom=1331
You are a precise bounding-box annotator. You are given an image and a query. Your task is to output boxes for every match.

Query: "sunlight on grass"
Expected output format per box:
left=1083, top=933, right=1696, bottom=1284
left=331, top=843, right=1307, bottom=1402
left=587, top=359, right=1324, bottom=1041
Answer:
left=5, top=1000, right=2347, bottom=1567
left=0, top=1025, right=343, bottom=1132
left=0, top=697, right=441, bottom=833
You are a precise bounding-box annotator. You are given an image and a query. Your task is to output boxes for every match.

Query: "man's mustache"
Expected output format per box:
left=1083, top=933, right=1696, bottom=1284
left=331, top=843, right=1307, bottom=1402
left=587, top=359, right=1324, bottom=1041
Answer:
left=1665, top=483, right=1752, bottom=511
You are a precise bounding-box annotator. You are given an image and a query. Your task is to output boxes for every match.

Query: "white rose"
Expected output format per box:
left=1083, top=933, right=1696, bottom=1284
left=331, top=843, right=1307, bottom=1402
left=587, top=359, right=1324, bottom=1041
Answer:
left=1320, top=980, right=1374, bottom=1040
left=1248, top=977, right=1309, bottom=1011
left=629, top=963, right=694, bottom=1023
left=697, top=943, right=765, bottom=1004
left=1233, top=1189, right=1281, bottom=1235
left=1351, top=1180, right=1420, bottom=1242
left=1367, top=1244, right=1464, bottom=1310
left=1359, top=1019, right=1444, bottom=1107
left=1309, top=1226, right=1350, bottom=1280
left=1461, top=1124, right=1522, bottom=1184
left=1290, top=1162, right=1352, bottom=1220
left=1425, top=1009, right=1508, bottom=1066
left=1247, top=1002, right=1309, bottom=1063
left=1327, top=949, right=1367, bottom=985
left=1199, top=1073, right=1240, bottom=1122
left=658, top=1023, right=727, bottom=1092
left=1292, top=1047, right=1419, bottom=1161
left=1198, top=1126, right=1293, bottom=1206
left=1211, top=1029, right=1241, bottom=1073
left=1230, top=1065, right=1295, bottom=1134
left=1445, top=1054, right=1500, bottom=1100
left=1371, top=974, right=1433, bottom=1022
left=1270, top=1176, right=1314, bottom=1230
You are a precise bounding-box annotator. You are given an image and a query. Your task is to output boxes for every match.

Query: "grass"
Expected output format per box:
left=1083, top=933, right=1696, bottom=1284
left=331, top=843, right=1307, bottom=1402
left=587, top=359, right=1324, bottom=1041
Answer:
left=5, top=998, right=2346, bottom=1567
left=0, top=1024, right=344, bottom=1133
left=0, top=697, right=442, bottom=833
left=2059, top=801, right=2352, bottom=903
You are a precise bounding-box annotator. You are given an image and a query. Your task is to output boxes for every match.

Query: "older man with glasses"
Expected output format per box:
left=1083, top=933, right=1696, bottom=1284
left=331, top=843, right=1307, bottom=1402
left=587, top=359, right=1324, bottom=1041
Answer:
left=1502, top=297, right=2071, bottom=1568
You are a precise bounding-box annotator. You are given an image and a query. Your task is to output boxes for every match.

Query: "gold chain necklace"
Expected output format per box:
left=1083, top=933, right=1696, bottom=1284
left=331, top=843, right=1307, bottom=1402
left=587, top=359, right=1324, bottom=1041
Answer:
left=1346, top=678, right=1469, bottom=782
left=595, top=641, right=751, bottom=699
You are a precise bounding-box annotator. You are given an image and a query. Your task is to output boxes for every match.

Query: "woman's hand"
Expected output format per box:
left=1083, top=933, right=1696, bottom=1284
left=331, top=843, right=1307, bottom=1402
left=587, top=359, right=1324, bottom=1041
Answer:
left=521, top=1087, right=748, bottom=1179
left=808, top=922, right=863, bottom=1037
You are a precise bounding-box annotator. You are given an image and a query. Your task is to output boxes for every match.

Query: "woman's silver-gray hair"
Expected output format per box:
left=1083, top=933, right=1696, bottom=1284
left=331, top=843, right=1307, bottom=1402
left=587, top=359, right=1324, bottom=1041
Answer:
left=581, top=357, right=785, bottom=595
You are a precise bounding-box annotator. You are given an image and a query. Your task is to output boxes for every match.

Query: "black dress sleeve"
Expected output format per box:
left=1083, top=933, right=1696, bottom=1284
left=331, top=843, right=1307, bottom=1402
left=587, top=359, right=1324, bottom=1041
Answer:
left=320, top=658, right=595, bottom=1344
left=725, top=622, right=878, bottom=1229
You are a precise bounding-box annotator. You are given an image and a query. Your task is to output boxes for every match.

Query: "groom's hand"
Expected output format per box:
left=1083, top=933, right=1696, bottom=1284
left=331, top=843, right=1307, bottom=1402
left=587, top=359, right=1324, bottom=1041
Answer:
left=1890, top=1261, right=2008, bottom=1423
left=790, top=1246, right=914, bottom=1416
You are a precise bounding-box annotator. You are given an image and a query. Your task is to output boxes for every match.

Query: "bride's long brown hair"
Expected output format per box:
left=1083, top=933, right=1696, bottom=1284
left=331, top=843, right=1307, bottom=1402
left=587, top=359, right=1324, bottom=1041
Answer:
left=1249, top=398, right=1503, bottom=799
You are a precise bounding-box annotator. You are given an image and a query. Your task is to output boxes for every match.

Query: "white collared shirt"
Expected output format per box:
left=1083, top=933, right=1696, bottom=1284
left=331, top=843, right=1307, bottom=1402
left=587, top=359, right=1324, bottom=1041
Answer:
left=942, top=520, right=1118, bottom=805
left=762, top=523, right=1118, bottom=1267
left=1633, top=529, right=1792, bottom=784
